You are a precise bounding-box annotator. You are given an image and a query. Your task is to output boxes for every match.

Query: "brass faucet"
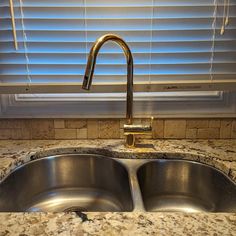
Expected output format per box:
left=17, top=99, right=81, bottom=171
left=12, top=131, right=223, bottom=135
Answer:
left=82, top=34, right=153, bottom=147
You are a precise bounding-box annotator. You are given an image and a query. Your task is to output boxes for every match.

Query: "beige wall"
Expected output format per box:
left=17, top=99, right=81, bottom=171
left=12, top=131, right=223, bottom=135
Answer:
left=0, top=118, right=235, bottom=140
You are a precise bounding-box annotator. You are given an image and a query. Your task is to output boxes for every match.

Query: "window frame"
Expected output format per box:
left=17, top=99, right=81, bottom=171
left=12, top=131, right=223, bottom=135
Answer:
left=0, top=91, right=235, bottom=118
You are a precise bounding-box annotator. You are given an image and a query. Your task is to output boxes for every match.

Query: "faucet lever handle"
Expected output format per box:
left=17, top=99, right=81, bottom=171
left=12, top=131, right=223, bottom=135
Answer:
left=124, top=117, right=154, bottom=135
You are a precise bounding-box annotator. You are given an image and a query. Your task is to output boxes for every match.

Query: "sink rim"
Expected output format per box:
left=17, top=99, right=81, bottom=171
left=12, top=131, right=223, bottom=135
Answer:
left=2, top=146, right=234, bottom=183
left=2, top=153, right=235, bottom=188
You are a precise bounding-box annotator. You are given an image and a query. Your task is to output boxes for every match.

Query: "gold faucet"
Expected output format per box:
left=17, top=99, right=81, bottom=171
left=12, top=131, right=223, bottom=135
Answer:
left=82, top=34, right=153, bottom=147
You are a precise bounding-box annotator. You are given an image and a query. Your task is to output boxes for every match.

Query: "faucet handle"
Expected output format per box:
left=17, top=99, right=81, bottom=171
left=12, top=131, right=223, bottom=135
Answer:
left=124, top=117, right=154, bottom=135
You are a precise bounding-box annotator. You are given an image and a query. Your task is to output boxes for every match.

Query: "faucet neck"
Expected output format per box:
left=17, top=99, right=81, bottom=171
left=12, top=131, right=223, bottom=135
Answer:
left=82, top=34, right=134, bottom=125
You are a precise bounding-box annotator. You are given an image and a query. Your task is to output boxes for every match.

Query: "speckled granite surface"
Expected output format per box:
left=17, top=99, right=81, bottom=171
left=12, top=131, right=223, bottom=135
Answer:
left=0, top=139, right=235, bottom=235
left=0, top=212, right=235, bottom=236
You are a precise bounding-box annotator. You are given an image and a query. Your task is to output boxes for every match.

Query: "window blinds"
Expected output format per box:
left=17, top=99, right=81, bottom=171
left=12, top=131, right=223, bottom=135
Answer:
left=0, top=0, right=236, bottom=93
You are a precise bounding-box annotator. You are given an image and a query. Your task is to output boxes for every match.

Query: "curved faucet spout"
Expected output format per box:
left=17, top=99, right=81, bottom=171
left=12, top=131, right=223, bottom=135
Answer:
left=82, top=34, right=134, bottom=127
left=82, top=34, right=153, bottom=147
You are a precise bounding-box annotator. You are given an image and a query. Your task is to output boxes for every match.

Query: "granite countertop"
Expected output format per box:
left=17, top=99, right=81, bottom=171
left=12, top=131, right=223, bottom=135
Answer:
left=0, top=139, right=235, bottom=235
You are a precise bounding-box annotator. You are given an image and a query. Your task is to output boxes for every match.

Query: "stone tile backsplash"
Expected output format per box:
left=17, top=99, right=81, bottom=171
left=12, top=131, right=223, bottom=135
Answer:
left=0, top=118, right=235, bottom=140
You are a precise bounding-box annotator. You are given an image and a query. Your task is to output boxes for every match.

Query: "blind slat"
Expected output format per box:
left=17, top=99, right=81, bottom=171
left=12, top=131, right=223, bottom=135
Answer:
left=1, top=0, right=236, bottom=7
left=2, top=41, right=236, bottom=52
left=1, top=6, right=236, bottom=20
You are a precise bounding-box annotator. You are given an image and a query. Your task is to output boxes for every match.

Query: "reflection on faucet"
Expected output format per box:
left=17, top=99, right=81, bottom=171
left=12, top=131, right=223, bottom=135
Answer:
left=82, top=34, right=152, bottom=147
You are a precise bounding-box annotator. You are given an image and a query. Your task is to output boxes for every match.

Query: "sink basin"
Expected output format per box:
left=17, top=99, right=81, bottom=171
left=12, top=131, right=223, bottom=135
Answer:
left=0, top=154, right=235, bottom=212
left=137, top=160, right=236, bottom=212
left=0, top=154, right=133, bottom=212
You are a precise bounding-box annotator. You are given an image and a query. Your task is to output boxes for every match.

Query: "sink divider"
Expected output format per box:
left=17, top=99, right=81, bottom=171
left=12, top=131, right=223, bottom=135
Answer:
left=116, top=159, right=149, bottom=212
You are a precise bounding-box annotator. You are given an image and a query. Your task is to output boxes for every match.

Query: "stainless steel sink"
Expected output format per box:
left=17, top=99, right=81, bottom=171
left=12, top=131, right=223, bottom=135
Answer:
left=0, top=154, right=235, bottom=212
left=137, top=160, right=236, bottom=213
left=0, top=154, right=133, bottom=212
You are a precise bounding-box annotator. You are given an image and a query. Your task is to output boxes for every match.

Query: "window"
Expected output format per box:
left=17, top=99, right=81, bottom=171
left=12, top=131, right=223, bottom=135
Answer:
left=0, top=0, right=236, bottom=117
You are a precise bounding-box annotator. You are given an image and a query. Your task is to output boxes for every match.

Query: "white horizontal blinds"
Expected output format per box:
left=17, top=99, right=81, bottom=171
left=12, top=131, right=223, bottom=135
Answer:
left=0, top=0, right=87, bottom=84
left=151, top=0, right=236, bottom=82
left=0, top=0, right=236, bottom=87
left=83, top=0, right=154, bottom=84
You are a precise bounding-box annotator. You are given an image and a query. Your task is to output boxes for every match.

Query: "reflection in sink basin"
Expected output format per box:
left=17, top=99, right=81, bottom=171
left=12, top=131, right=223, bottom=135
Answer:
left=0, top=154, right=235, bottom=213
left=0, top=154, right=133, bottom=212
left=137, top=160, right=236, bottom=213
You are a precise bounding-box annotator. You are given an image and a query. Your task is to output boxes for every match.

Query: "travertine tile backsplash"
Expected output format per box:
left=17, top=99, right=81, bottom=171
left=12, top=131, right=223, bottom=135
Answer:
left=0, top=118, right=235, bottom=140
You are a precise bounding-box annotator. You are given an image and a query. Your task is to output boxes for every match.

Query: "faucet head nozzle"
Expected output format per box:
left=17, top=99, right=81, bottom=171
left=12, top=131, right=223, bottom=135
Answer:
left=82, top=75, right=90, bottom=90
left=82, top=53, right=95, bottom=90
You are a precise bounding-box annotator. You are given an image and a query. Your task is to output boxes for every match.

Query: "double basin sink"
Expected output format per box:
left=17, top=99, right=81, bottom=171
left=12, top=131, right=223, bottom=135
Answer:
left=0, top=154, right=235, bottom=212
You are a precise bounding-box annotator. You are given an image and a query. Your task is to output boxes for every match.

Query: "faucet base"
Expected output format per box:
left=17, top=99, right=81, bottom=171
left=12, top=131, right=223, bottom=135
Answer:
left=126, top=134, right=135, bottom=147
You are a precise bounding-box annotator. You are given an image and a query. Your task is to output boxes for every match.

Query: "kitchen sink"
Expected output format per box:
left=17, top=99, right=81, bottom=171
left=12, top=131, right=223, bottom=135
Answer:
left=0, top=154, right=133, bottom=212
left=0, top=154, right=235, bottom=212
left=137, top=160, right=236, bottom=213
